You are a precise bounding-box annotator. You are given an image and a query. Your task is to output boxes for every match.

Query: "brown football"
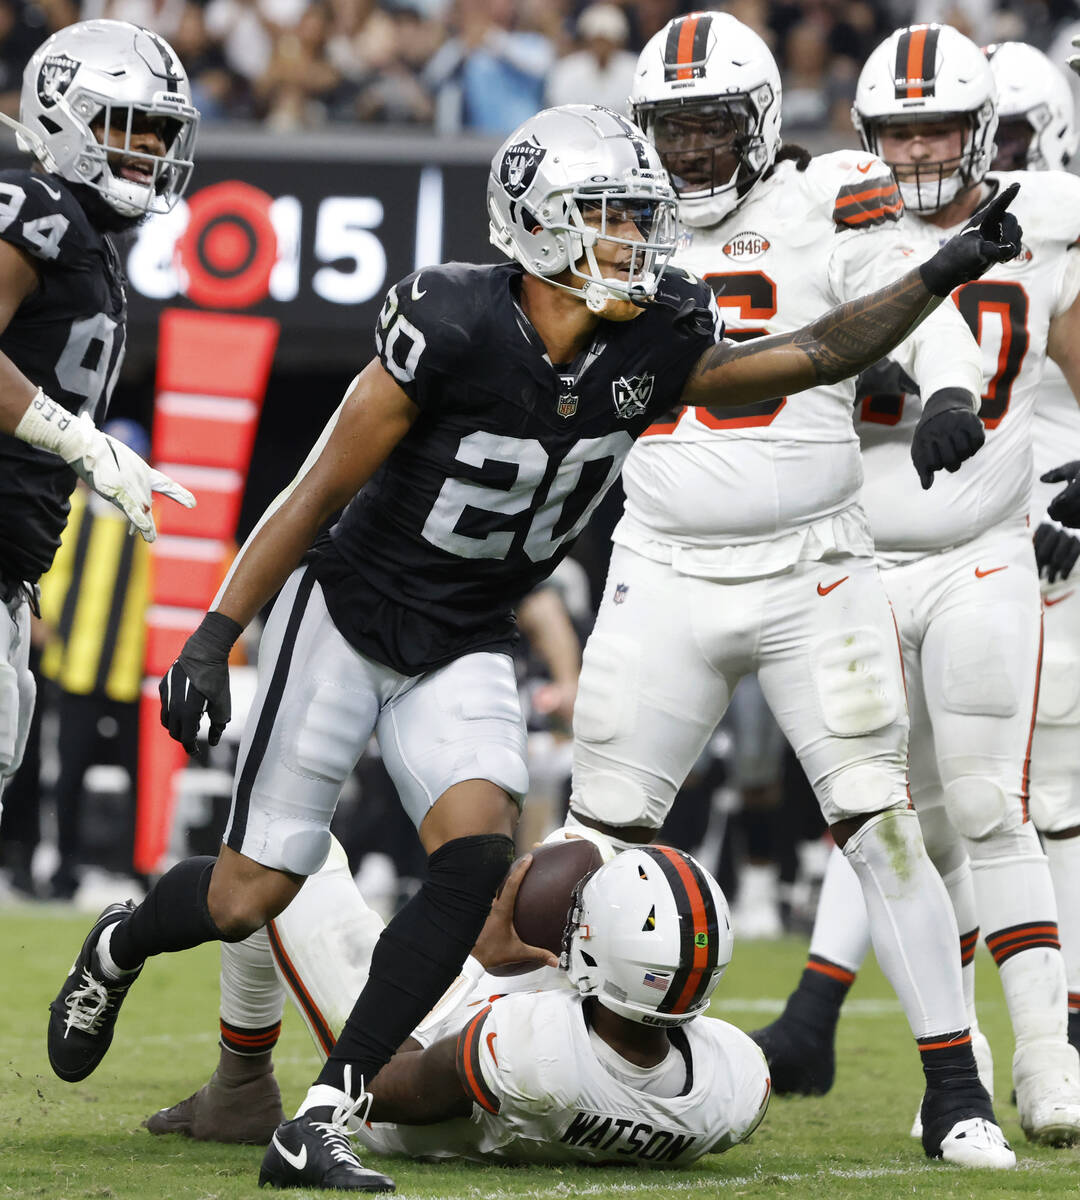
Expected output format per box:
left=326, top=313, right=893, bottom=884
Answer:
left=486, top=838, right=603, bottom=976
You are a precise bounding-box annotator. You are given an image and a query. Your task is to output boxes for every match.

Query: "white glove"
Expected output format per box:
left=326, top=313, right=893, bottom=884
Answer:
left=1069, top=34, right=1080, bottom=77
left=13, top=391, right=195, bottom=541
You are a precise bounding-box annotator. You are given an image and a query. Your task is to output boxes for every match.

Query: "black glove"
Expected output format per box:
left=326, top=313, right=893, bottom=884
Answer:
left=910, top=387, right=985, bottom=489
left=1042, top=460, right=1080, bottom=528
left=919, top=182, right=1023, bottom=296
left=1034, top=521, right=1080, bottom=584
left=159, top=611, right=243, bottom=754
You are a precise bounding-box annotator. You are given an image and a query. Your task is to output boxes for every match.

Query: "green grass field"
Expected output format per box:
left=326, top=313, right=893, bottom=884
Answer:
left=2, top=907, right=1078, bottom=1200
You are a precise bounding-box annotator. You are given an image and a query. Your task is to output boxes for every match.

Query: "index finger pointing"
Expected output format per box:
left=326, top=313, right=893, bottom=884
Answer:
left=981, top=181, right=1020, bottom=225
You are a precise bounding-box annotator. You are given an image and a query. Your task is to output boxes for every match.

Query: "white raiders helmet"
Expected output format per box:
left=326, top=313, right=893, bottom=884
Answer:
left=628, top=12, right=782, bottom=228
left=487, top=104, right=678, bottom=313
left=984, top=41, right=1078, bottom=170
left=853, top=23, right=997, bottom=213
left=15, top=19, right=198, bottom=217
left=562, top=845, right=733, bottom=1027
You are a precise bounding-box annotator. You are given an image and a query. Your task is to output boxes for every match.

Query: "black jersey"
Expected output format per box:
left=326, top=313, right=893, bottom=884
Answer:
left=0, top=170, right=127, bottom=584
left=308, top=262, right=719, bottom=674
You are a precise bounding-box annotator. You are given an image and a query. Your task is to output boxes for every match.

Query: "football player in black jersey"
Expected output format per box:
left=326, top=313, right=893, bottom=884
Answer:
left=49, top=104, right=1021, bottom=1192
left=0, top=20, right=197, bottom=813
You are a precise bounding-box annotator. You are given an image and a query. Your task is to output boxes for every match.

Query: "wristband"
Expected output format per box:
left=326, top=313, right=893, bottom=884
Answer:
left=191, top=610, right=244, bottom=658
left=12, top=389, right=88, bottom=461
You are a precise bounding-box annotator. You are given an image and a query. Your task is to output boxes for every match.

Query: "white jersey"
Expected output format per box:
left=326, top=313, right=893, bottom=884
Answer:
left=858, top=170, right=1080, bottom=556
left=614, top=151, right=982, bottom=580
left=1032, top=360, right=1080, bottom=528
left=359, top=988, right=770, bottom=1167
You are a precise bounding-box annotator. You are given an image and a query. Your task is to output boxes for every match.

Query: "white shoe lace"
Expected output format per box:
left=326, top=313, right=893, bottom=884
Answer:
left=311, top=1067, right=375, bottom=1169
left=63, top=969, right=110, bottom=1035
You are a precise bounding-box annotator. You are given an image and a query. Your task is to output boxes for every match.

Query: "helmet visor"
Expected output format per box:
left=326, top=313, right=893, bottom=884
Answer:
left=85, top=94, right=197, bottom=213
left=568, top=188, right=678, bottom=298
left=645, top=99, right=756, bottom=197
left=992, top=115, right=1034, bottom=171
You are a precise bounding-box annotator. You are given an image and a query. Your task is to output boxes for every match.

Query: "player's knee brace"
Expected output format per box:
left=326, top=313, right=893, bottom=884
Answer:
left=821, top=759, right=907, bottom=821
left=943, top=775, right=1013, bottom=842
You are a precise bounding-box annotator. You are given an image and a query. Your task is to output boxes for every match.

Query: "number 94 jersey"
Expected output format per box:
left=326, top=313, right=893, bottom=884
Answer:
left=0, top=168, right=126, bottom=584
left=857, top=170, right=1080, bottom=554
left=308, top=261, right=718, bottom=676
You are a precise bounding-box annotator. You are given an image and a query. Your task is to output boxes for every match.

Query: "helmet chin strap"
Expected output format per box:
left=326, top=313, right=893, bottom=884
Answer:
left=0, top=110, right=54, bottom=171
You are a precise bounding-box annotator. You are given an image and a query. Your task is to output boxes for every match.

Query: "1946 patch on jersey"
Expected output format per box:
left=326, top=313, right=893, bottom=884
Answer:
left=722, top=231, right=770, bottom=261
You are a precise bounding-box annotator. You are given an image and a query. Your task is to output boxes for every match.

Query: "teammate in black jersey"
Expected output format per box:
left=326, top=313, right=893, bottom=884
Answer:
left=50, top=104, right=1021, bottom=1192
left=0, top=20, right=197, bottom=811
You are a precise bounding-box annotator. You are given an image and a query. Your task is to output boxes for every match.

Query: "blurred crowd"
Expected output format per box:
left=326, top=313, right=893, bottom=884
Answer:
left=0, top=0, right=1076, bottom=133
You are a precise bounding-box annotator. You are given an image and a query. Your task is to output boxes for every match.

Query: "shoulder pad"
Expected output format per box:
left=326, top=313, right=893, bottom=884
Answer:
left=487, top=992, right=582, bottom=1112
left=813, top=152, right=903, bottom=230
left=651, top=266, right=716, bottom=334
left=993, top=170, right=1080, bottom=248
left=374, top=262, right=482, bottom=388
left=0, top=169, right=94, bottom=264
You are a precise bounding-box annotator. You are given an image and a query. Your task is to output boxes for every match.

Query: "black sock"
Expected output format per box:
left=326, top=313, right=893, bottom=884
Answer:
left=918, top=1030, right=979, bottom=1091
left=109, top=856, right=223, bottom=970
left=783, top=957, right=854, bottom=1034
left=317, top=833, right=514, bottom=1094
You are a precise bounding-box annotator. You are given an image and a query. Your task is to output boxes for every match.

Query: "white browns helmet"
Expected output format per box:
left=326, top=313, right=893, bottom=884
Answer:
left=628, top=11, right=782, bottom=228
left=488, top=104, right=678, bottom=313
left=562, top=845, right=733, bottom=1027
left=984, top=41, right=1077, bottom=170
left=16, top=19, right=198, bottom=217
left=853, top=23, right=997, bottom=213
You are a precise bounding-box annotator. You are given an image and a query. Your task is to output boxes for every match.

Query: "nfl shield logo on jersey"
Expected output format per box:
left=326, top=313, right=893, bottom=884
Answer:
left=38, top=54, right=78, bottom=107
left=556, top=374, right=579, bottom=419
left=500, top=137, right=546, bottom=199
left=612, top=374, right=654, bottom=419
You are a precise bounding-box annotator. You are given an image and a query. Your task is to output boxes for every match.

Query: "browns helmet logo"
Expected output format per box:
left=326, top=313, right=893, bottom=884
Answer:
left=500, top=137, right=546, bottom=199
left=37, top=53, right=78, bottom=108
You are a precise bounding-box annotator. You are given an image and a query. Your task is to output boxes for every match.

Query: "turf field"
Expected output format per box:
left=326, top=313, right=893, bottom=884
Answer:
left=3, top=907, right=1078, bottom=1200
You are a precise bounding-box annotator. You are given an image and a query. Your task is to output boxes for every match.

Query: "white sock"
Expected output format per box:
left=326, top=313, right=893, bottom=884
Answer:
left=1044, top=833, right=1080, bottom=1015
left=939, top=859, right=979, bottom=1024
left=808, top=844, right=870, bottom=974
left=220, top=929, right=286, bottom=1036
left=95, top=923, right=139, bottom=982
left=969, top=823, right=1067, bottom=1047
left=843, top=808, right=966, bottom=1038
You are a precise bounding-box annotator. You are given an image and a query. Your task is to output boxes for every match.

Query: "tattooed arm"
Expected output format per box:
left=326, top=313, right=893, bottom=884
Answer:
left=679, top=181, right=1023, bottom=413
left=680, top=268, right=938, bottom=411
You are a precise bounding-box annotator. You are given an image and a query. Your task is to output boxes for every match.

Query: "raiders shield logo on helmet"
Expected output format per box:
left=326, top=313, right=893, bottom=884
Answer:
left=500, top=137, right=546, bottom=199
left=37, top=53, right=78, bottom=107
left=612, top=374, right=655, bottom=419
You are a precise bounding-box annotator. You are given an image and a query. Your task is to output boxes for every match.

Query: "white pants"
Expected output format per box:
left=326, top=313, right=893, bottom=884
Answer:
left=882, top=521, right=1041, bottom=843
left=223, top=568, right=529, bottom=876
left=0, top=591, right=34, bottom=808
left=571, top=544, right=909, bottom=828
left=1030, top=576, right=1080, bottom=833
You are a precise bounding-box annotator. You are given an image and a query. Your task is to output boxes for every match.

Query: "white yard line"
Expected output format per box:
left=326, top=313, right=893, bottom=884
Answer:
left=391, top=1157, right=1045, bottom=1200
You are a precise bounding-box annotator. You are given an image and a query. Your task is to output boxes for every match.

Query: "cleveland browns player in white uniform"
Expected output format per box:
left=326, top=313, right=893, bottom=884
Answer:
left=565, top=13, right=1012, bottom=1166
left=996, top=41, right=1080, bottom=1057
left=752, top=26, right=1080, bottom=1148
left=145, top=838, right=771, bottom=1170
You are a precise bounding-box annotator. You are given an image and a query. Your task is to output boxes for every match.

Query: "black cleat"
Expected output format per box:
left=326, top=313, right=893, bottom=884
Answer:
left=47, top=901, right=141, bottom=1082
left=259, top=1087, right=395, bottom=1194
left=750, top=1011, right=836, bottom=1095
